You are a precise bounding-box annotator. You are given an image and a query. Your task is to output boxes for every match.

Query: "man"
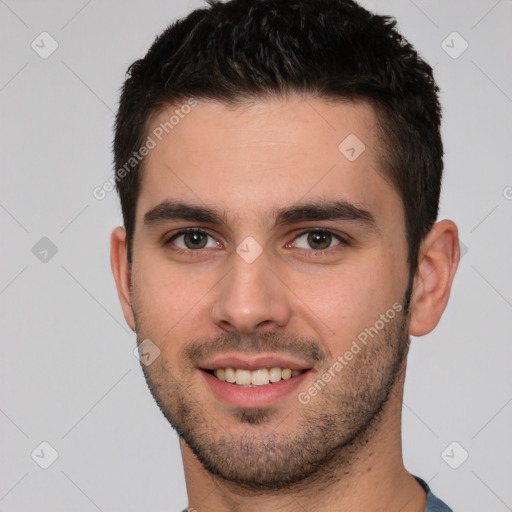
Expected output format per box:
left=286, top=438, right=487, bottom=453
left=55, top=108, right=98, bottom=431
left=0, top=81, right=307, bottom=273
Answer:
left=110, top=0, right=459, bottom=510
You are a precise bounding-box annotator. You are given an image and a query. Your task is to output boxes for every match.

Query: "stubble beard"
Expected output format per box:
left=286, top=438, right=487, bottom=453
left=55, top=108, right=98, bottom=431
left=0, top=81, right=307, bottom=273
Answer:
left=135, top=298, right=411, bottom=492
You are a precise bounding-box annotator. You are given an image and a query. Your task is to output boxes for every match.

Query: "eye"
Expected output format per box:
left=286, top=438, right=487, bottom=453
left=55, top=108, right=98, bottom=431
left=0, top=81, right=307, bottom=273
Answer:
left=290, top=230, right=345, bottom=251
left=167, top=229, right=221, bottom=251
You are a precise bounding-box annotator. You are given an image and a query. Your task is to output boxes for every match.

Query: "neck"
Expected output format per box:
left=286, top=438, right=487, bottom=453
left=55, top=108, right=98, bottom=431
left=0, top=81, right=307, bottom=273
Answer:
left=180, top=360, right=426, bottom=512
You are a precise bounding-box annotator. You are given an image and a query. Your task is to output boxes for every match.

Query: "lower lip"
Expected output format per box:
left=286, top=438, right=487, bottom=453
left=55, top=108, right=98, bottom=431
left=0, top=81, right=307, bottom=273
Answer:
left=201, top=370, right=310, bottom=408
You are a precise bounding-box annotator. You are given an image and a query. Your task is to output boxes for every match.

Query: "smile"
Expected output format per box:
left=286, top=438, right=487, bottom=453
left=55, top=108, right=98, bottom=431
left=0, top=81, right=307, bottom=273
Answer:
left=207, top=367, right=307, bottom=387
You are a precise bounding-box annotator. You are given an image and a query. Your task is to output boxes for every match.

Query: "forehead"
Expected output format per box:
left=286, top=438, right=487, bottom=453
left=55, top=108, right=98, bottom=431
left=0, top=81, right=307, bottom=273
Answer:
left=137, top=96, right=400, bottom=227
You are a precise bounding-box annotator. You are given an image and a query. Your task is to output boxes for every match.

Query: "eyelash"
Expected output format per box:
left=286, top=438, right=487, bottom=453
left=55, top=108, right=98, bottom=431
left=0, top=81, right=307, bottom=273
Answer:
left=164, top=228, right=349, bottom=257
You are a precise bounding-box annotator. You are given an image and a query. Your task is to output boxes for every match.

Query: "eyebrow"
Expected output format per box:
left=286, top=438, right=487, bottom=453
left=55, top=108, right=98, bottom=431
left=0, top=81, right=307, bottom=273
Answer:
left=143, top=199, right=377, bottom=231
left=144, top=201, right=225, bottom=227
left=272, top=200, right=377, bottom=231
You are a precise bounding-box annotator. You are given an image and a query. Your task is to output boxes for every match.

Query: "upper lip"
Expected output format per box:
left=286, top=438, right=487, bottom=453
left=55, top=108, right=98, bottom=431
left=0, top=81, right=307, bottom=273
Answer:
left=198, top=353, right=314, bottom=371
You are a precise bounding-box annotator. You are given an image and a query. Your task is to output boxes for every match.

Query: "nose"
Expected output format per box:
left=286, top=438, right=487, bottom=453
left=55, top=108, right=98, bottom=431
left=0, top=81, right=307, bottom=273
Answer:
left=210, top=249, right=292, bottom=336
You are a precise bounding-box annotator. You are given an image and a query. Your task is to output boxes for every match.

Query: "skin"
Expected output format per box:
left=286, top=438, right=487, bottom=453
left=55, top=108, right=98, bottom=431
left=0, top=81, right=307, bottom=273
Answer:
left=111, top=95, right=460, bottom=511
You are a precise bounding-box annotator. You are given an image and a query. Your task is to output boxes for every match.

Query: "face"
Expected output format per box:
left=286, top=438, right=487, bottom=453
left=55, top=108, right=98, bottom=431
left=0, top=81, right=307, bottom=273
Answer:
left=127, top=96, right=412, bottom=489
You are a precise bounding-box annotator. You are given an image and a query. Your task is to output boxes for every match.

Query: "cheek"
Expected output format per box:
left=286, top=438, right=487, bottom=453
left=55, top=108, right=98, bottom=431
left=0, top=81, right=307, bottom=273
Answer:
left=131, top=256, right=218, bottom=345
left=287, top=257, right=405, bottom=351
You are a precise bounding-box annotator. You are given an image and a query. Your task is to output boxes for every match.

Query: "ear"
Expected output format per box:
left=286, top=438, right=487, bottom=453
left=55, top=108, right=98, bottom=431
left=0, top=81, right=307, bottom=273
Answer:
left=409, top=220, right=460, bottom=336
left=110, top=227, right=135, bottom=331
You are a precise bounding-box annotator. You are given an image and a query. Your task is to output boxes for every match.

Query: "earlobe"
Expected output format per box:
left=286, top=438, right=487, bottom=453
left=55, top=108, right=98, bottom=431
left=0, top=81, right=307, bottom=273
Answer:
left=110, top=227, right=136, bottom=331
left=409, top=220, right=460, bottom=337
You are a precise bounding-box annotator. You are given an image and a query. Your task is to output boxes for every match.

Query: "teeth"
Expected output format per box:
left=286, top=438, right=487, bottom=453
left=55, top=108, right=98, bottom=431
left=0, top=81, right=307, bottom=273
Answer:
left=251, top=368, right=270, bottom=386
left=224, top=368, right=236, bottom=383
left=213, top=367, right=305, bottom=386
left=235, top=369, right=251, bottom=385
left=269, top=367, right=282, bottom=382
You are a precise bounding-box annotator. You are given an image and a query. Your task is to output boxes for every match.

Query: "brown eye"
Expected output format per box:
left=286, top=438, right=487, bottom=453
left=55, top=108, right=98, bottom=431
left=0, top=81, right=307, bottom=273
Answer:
left=183, top=231, right=208, bottom=249
left=168, top=230, right=219, bottom=251
left=290, top=230, right=345, bottom=252
left=307, top=231, right=333, bottom=250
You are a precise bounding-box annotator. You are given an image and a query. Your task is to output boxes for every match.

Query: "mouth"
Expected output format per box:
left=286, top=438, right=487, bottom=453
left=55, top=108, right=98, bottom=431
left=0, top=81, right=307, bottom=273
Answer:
left=198, top=354, right=314, bottom=408
left=204, top=367, right=309, bottom=387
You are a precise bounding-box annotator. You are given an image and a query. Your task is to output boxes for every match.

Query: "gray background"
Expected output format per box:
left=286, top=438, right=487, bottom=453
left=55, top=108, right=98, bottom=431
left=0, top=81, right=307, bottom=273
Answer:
left=0, top=0, right=511, bottom=510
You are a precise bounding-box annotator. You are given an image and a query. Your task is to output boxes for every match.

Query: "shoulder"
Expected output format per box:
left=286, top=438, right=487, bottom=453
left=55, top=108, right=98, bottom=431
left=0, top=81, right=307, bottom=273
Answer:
left=414, top=475, right=454, bottom=512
